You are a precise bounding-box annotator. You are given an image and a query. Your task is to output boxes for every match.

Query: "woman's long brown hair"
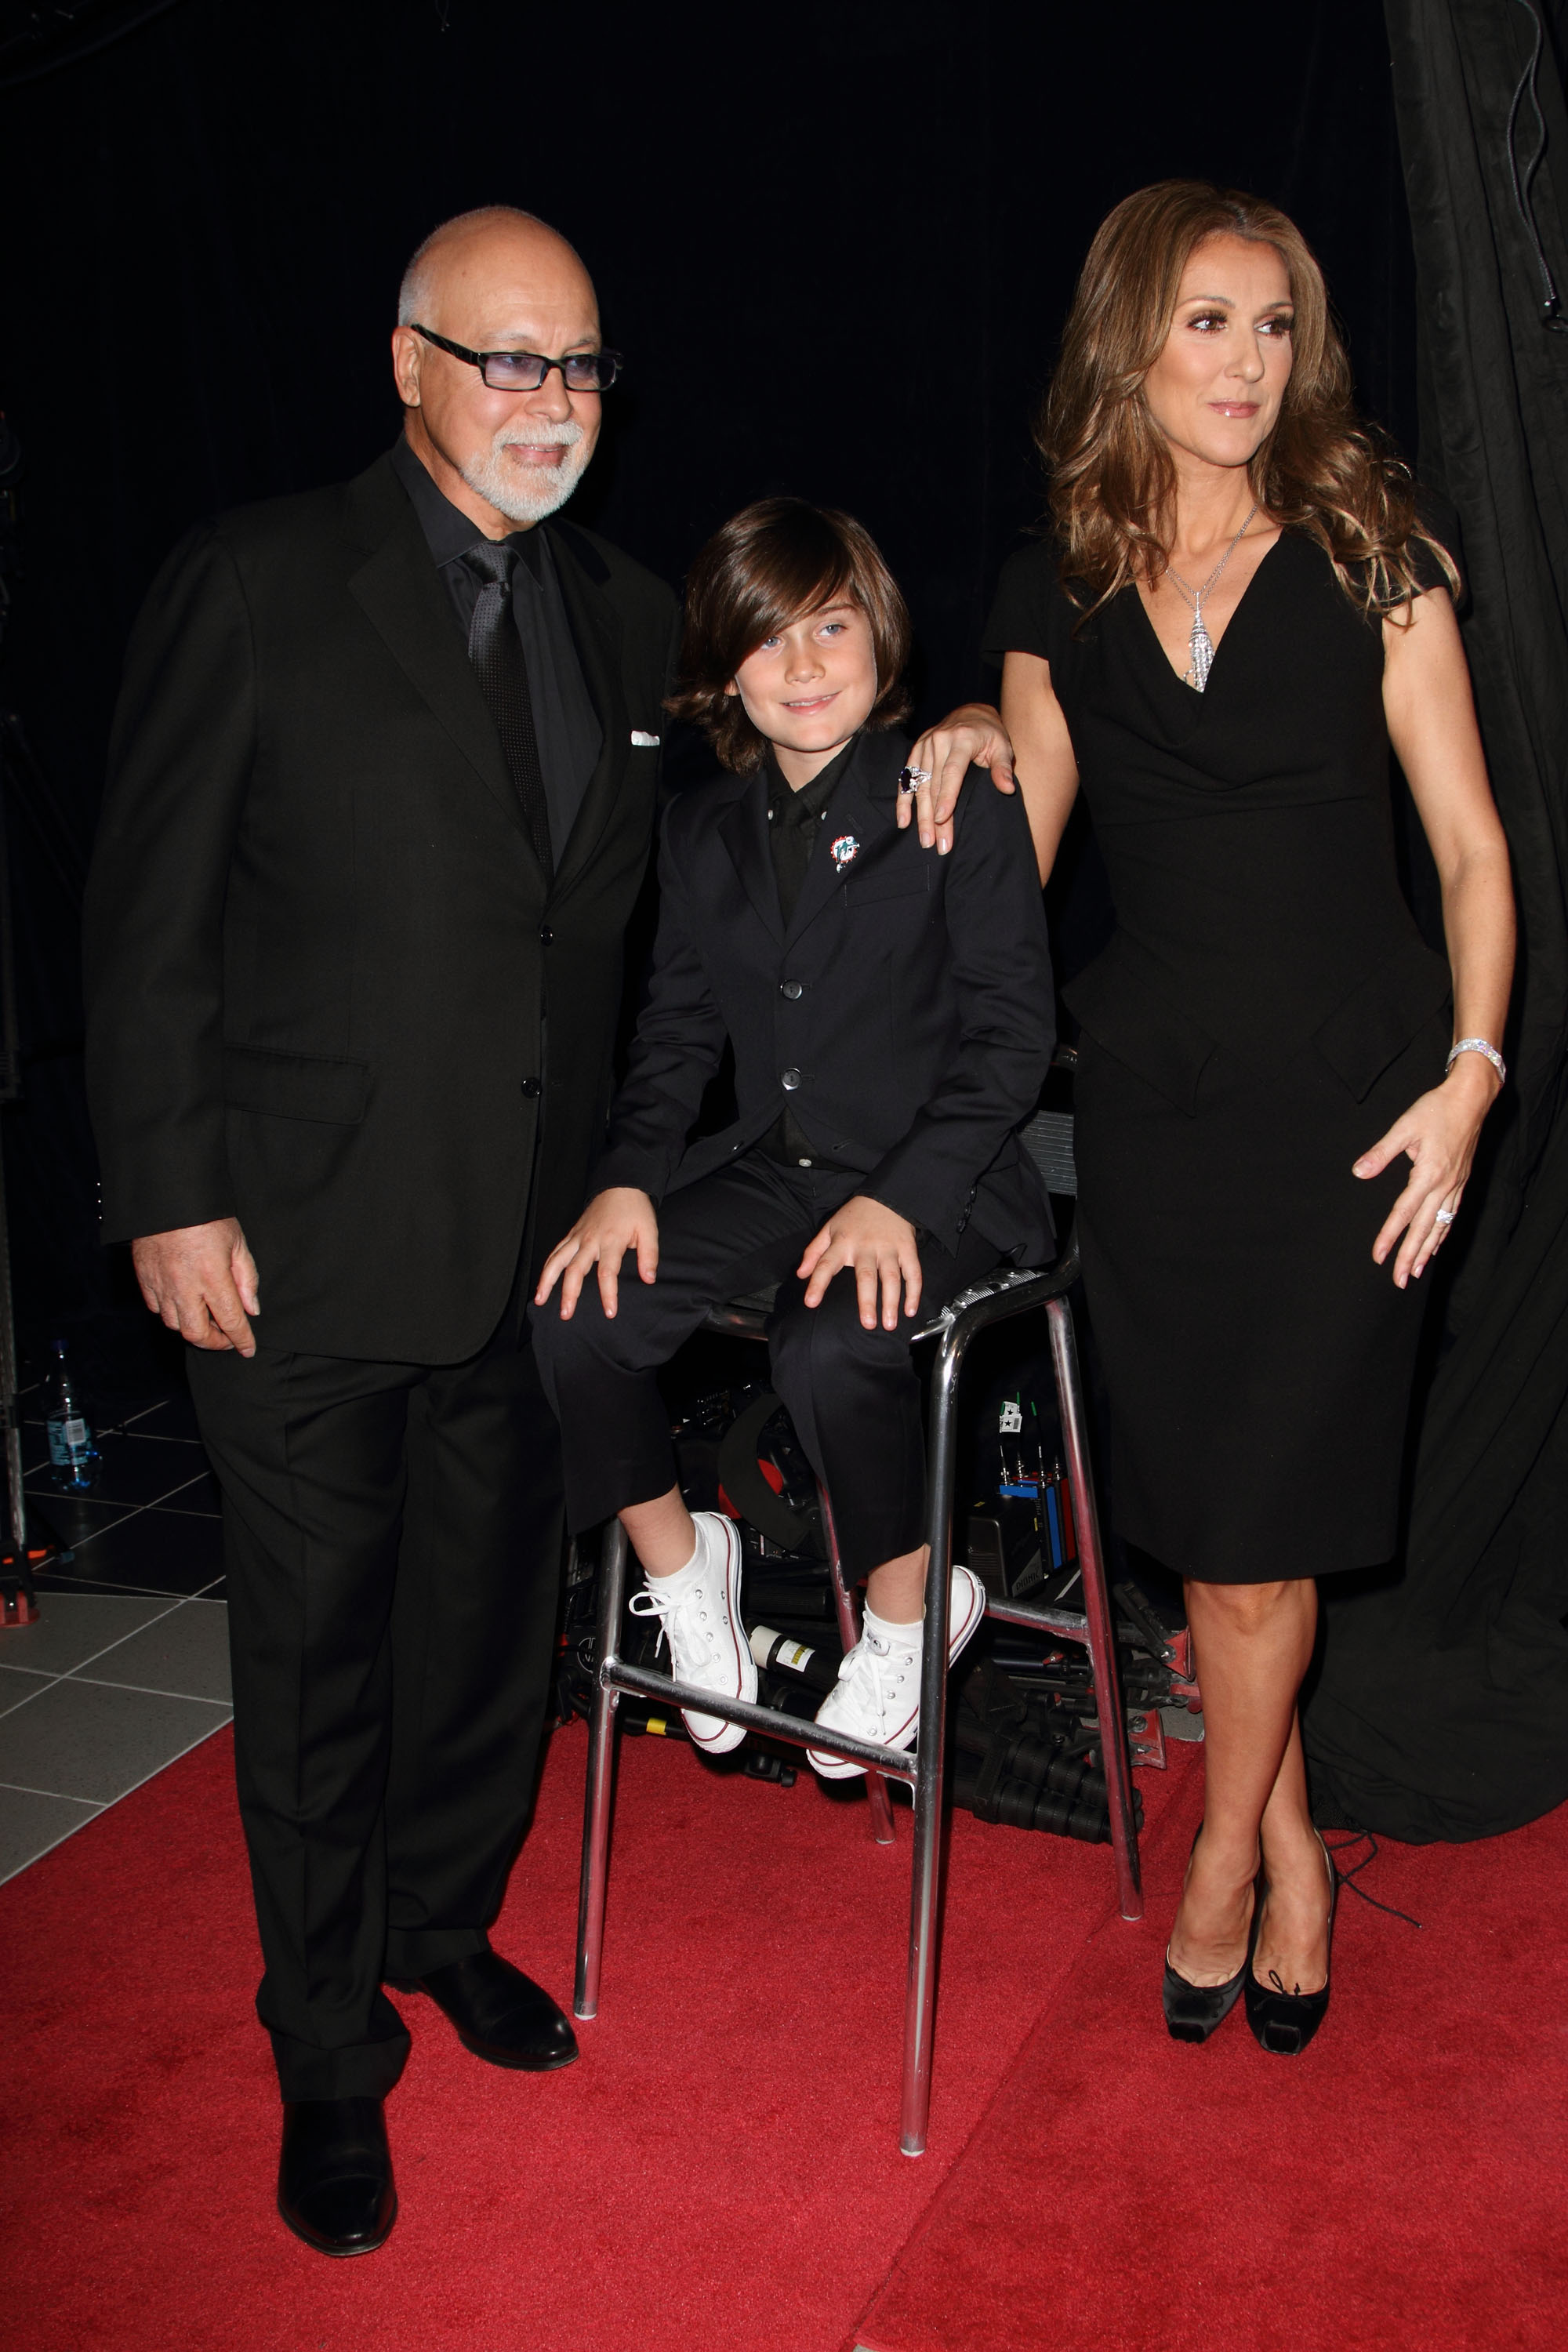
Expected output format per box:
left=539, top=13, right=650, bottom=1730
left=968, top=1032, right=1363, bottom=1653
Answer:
left=1040, top=180, right=1455, bottom=619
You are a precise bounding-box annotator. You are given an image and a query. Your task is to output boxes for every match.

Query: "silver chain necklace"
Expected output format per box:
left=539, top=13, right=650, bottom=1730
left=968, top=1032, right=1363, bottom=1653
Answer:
left=1164, top=502, right=1259, bottom=691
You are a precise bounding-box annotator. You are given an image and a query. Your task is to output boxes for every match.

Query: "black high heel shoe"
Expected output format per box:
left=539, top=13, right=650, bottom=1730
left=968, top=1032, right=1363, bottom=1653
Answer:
left=1244, top=1831, right=1336, bottom=2056
left=1162, top=1826, right=1259, bottom=2045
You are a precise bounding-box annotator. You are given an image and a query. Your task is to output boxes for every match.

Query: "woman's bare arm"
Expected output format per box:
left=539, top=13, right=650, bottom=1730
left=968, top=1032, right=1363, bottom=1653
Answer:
left=1384, top=588, right=1515, bottom=1055
left=1352, top=588, right=1515, bottom=1286
left=998, top=652, right=1080, bottom=884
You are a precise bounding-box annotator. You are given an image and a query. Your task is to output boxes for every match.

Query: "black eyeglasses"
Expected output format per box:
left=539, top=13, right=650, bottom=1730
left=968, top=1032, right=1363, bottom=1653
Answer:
left=411, top=324, right=622, bottom=392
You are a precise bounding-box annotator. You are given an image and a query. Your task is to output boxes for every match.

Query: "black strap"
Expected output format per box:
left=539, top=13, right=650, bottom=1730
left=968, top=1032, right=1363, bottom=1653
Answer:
left=715, top=1391, right=809, bottom=1551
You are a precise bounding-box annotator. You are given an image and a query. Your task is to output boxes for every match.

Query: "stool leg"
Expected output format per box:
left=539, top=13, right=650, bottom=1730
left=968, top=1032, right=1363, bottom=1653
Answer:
left=900, top=1327, right=964, bottom=2158
left=1046, top=1297, right=1143, bottom=1923
left=575, top=1519, right=630, bottom=2020
left=818, top=1480, right=896, bottom=1847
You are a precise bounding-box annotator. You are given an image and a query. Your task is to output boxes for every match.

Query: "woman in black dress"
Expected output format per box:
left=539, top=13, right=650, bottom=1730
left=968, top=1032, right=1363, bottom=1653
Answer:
left=913, top=183, right=1514, bottom=2052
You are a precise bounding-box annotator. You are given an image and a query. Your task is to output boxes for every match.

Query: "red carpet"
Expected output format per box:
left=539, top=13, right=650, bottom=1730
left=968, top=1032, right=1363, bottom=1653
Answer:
left=0, top=1716, right=1182, bottom=2352
left=8, top=1722, right=1560, bottom=2352
left=851, top=1765, right=1568, bottom=2352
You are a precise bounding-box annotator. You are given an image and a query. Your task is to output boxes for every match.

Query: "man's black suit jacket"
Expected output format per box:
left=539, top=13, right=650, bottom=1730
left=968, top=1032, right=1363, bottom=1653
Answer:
left=593, top=730, right=1056, bottom=1264
left=84, top=450, right=680, bottom=1363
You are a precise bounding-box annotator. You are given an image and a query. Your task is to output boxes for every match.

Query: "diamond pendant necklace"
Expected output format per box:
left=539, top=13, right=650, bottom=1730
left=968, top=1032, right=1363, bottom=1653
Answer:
left=1165, top=502, right=1259, bottom=691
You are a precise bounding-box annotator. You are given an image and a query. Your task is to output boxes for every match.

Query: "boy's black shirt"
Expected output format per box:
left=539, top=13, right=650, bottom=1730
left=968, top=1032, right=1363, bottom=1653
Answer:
left=763, top=738, right=855, bottom=926
left=593, top=729, right=1056, bottom=1262
left=761, top=738, right=858, bottom=1170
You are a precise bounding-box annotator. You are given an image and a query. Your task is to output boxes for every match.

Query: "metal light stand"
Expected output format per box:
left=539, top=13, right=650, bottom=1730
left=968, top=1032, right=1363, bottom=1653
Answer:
left=0, top=414, right=60, bottom=1623
left=0, top=710, right=45, bottom=1622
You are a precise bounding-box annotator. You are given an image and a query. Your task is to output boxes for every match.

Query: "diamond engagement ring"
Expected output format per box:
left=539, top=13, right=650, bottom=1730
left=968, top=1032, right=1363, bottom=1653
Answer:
left=1434, top=1207, right=1457, bottom=1225
left=896, top=765, right=931, bottom=795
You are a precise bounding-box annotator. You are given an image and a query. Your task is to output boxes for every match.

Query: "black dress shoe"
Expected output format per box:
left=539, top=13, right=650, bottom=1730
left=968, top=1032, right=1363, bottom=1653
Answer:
left=1245, top=1833, right=1337, bottom=2056
left=1163, top=1946, right=1252, bottom=2043
left=1162, top=1824, right=1258, bottom=2045
left=278, top=2097, right=396, bottom=2257
left=387, top=1948, right=579, bottom=2072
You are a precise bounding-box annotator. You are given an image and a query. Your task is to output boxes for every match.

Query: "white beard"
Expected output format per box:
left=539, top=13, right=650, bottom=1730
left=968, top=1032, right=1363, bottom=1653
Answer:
left=459, top=419, right=591, bottom=524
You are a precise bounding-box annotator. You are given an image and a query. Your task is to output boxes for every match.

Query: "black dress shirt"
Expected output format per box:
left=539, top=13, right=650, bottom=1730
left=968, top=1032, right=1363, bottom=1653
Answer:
left=760, top=738, right=858, bottom=1169
left=390, top=437, right=601, bottom=865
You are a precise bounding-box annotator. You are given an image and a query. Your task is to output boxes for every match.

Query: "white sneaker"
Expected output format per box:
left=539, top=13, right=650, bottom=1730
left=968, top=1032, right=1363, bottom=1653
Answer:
left=807, top=1564, right=986, bottom=1780
left=627, top=1512, right=756, bottom=1755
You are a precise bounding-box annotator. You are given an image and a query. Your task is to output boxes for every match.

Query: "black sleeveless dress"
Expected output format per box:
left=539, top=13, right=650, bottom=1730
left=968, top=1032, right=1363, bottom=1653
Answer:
left=984, top=532, right=1454, bottom=1583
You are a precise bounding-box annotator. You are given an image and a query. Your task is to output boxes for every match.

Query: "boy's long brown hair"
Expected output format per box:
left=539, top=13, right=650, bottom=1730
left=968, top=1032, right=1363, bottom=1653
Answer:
left=1040, top=180, right=1455, bottom=618
left=667, top=498, right=911, bottom=772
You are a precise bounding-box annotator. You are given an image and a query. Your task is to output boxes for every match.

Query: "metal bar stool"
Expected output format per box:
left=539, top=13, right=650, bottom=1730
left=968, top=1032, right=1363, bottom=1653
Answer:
left=574, top=1103, right=1143, bottom=2158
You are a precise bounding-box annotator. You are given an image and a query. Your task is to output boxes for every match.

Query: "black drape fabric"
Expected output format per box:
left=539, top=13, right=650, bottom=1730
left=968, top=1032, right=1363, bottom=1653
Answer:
left=1304, top=1, right=1568, bottom=1841
left=0, top=0, right=1421, bottom=1378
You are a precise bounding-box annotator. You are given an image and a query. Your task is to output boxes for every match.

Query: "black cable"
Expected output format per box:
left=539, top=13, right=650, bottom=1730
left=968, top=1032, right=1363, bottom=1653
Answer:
left=0, top=0, right=183, bottom=93
left=1324, top=1831, right=1425, bottom=1929
left=1506, top=0, right=1568, bottom=332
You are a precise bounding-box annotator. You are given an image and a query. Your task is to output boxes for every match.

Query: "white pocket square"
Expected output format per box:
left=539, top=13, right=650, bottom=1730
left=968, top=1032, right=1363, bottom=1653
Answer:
left=630, top=728, right=660, bottom=747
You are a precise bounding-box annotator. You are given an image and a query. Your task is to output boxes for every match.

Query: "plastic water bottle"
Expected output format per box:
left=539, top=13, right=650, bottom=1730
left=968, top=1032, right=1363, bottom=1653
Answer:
left=44, top=1338, right=98, bottom=1491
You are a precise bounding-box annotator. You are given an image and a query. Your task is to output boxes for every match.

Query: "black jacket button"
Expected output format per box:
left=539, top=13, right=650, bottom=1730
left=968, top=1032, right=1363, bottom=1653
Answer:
left=539, top=925, right=554, bottom=945
left=521, top=1076, right=542, bottom=1098
left=780, top=978, right=803, bottom=1000
left=781, top=1067, right=802, bottom=1091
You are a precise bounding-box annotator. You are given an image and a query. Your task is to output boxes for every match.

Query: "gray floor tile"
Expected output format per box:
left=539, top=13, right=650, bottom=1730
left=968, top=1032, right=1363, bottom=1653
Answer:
left=0, top=1785, right=103, bottom=1885
left=0, top=1676, right=230, bottom=1803
left=24, top=1490, right=140, bottom=1544
left=77, top=1598, right=232, bottom=1704
left=160, top=1472, right=222, bottom=1515
left=0, top=1666, right=53, bottom=1718
left=0, top=1590, right=179, bottom=1675
left=124, top=1396, right=201, bottom=1441
left=32, top=1573, right=175, bottom=1599
left=26, top=1433, right=209, bottom=1508
left=69, top=1507, right=226, bottom=1595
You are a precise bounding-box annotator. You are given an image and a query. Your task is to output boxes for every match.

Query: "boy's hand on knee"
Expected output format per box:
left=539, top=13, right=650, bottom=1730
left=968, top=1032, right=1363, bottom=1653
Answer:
left=797, top=1197, right=922, bottom=1331
left=535, top=1189, right=659, bottom=1320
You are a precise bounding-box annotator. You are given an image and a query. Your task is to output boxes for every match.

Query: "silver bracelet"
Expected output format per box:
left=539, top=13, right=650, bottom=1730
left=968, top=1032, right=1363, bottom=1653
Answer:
left=1446, top=1037, right=1507, bottom=1086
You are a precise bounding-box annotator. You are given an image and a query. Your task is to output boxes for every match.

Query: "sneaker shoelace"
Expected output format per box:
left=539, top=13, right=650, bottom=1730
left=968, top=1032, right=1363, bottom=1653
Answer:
left=629, top=1576, right=721, bottom=1675
left=834, top=1635, right=915, bottom=1736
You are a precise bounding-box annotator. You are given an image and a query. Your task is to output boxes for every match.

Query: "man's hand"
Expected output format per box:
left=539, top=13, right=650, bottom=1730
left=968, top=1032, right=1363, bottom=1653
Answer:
left=894, top=702, right=1017, bottom=855
left=797, top=1196, right=922, bottom=1330
left=132, top=1218, right=260, bottom=1356
left=535, top=1188, right=660, bottom=1320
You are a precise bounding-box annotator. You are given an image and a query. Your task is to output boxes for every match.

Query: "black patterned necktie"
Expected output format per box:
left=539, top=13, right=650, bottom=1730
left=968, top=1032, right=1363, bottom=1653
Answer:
left=462, top=539, right=554, bottom=872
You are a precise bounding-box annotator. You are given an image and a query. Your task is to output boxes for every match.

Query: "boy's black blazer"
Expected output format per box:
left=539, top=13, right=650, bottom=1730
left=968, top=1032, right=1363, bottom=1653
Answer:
left=84, top=450, right=679, bottom=1363
left=593, top=730, right=1056, bottom=1262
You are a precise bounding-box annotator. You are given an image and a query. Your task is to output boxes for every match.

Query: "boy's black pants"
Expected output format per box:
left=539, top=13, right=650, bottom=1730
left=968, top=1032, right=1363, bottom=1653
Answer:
left=532, top=1154, right=1001, bottom=1579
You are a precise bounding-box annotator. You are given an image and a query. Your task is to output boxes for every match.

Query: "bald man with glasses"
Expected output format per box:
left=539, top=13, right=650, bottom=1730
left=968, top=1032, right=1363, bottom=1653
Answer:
left=85, top=207, right=680, bottom=2256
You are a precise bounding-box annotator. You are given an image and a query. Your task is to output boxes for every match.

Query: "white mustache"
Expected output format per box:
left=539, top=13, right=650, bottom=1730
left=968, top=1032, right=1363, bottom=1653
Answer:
left=492, top=419, right=584, bottom=451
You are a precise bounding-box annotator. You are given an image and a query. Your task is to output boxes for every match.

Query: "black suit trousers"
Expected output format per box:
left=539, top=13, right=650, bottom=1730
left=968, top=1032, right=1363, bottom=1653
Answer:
left=187, top=1279, right=564, bottom=2101
left=533, top=1155, right=1000, bottom=1578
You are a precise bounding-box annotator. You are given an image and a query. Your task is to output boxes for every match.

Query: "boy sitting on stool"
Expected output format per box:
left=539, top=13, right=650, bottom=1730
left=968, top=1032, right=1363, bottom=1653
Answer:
left=533, top=498, right=1054, bottom=1773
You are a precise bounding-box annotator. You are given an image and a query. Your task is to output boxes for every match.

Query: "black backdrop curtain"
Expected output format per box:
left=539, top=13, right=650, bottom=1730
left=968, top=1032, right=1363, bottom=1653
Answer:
left=1, top=0, right=1562, bottom=1838
left=0, top=0, right=1419, bottom=1376
left=1303, top=0, right=1568, bottom=1843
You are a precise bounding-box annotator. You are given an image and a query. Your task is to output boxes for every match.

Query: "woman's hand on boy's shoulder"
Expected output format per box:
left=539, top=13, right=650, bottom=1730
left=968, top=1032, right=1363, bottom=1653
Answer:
left=896, top=703, right=1017, bottom=855
left=797, top=1196, right=922, bottom=1332
left=535, top=1189, right=660, bottom=1321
